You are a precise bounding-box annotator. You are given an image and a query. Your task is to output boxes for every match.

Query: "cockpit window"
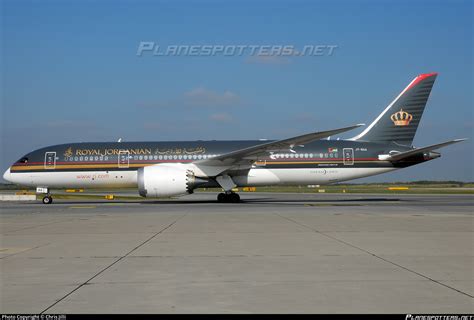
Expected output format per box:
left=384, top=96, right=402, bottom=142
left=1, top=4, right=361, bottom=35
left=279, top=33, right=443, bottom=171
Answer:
left=17, top=157, right=28, bottom=164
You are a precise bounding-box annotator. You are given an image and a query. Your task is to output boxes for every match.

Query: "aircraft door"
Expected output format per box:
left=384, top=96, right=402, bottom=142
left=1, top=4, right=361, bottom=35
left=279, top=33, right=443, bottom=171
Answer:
left=343, top=148, right=354, bottom=165
left=44, top=152, right=56, bottom=169
left=118, top=150, right=130, bottom=168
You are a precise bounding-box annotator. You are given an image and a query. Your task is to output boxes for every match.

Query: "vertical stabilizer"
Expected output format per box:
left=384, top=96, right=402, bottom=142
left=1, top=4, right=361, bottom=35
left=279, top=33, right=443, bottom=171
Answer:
left=351, top=73, right=437, bottom=146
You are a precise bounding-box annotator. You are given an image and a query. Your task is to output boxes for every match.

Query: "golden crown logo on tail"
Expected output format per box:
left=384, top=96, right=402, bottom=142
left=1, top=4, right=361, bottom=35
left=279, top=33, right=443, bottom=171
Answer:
left=390, top=109, right=413, bottom=126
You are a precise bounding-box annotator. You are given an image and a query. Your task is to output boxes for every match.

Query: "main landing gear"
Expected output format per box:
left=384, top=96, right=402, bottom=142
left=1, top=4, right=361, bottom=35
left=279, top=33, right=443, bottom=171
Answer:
left=217, top=192, right=240, bottom=203
left=215, top=175, right=240, bottom=203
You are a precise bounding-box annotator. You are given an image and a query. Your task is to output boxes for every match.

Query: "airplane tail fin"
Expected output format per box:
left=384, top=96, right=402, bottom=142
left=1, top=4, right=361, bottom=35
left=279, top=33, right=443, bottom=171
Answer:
left=351, top=73, right=438, bottom=146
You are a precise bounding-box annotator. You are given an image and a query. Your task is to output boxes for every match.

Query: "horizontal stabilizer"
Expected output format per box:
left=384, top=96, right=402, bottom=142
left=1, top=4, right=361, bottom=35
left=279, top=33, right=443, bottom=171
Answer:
left=382, top=139, right=467, bottom=162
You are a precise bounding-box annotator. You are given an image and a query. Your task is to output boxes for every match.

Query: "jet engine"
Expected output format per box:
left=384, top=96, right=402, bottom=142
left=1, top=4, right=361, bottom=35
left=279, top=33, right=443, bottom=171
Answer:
left=137, top=164, right=206, bottom=198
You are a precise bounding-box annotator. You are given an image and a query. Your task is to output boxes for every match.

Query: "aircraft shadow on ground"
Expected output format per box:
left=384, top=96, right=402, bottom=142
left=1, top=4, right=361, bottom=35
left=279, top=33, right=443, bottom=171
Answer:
left=140, top=197, right=401, bottom=205
left=21, top=197, right=402, bottom=206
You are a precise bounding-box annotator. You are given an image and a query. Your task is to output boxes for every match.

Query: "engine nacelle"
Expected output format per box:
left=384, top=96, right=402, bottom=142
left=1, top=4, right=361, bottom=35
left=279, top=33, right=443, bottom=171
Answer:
left=138, top=164, right=203, bottom=198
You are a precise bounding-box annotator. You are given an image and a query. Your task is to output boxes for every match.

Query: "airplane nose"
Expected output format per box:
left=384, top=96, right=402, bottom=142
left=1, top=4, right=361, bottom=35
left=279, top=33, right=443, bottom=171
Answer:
left=3, top=167, right=11, bottom=182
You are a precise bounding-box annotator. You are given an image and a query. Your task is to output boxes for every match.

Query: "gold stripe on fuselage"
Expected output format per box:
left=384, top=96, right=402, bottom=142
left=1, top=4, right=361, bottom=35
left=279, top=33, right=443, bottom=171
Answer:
left=11, top=160, right=386, bottom=171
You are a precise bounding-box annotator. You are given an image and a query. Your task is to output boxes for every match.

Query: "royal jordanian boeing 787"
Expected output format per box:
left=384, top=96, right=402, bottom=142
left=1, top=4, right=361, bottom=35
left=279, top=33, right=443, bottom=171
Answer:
left=3, top=73, right=466, bottom=204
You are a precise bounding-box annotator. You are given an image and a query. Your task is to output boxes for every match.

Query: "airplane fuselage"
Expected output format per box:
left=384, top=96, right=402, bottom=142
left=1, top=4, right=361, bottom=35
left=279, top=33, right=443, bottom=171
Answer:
left=4, top=139, right=430, bottom=189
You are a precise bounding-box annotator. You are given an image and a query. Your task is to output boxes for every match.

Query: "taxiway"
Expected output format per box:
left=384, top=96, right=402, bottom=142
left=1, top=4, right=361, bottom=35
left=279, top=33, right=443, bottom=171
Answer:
left=1, top=193, right=473, bottom=313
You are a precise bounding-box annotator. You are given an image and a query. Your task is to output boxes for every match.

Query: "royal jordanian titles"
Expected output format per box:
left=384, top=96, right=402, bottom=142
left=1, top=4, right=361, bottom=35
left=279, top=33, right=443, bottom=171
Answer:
left=3, top=73, right=466, bottom=203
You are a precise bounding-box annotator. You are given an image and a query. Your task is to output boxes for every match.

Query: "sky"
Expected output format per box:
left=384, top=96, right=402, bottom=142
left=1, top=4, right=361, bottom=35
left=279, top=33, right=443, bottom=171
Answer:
left=1, top=0, right=473, bottom=182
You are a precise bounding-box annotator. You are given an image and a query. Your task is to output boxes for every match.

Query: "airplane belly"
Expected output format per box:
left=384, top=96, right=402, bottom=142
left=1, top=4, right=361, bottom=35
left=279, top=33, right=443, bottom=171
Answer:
left=233, top=167, right=397, bottom=186
left=9, top=170, right=138, bottom=188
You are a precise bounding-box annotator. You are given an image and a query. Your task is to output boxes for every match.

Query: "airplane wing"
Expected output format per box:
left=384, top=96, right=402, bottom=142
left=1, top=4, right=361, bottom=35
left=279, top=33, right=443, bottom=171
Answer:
left=381, top=139, right=467, bottom=162
left=193, top=124, right=364, bottom=175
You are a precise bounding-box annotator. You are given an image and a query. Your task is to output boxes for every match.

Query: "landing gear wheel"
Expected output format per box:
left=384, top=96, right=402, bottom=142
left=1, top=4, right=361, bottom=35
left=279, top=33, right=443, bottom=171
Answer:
left=229, top=193, right=240, bottom=203
left=217, top=193, right=226, bottom=203
left=42, top=196, right=53, bottom=204
left=217, top=192, right=240, bottom=203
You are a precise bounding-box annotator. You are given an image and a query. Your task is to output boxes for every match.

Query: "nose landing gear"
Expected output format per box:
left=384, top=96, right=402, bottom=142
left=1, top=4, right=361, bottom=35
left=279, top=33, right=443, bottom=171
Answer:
left=36, top=187, right=53, bottom=204
left=42, top=195, right=53, bottom=204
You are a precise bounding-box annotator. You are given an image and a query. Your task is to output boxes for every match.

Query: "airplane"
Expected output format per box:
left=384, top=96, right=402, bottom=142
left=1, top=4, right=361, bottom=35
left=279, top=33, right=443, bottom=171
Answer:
left=2, top=72, right=466, bottom=204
